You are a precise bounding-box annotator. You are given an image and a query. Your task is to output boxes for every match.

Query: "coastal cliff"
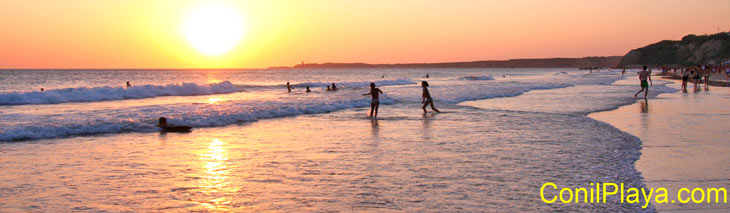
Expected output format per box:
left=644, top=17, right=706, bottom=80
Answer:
left=618, top=32, right=730, bottom=68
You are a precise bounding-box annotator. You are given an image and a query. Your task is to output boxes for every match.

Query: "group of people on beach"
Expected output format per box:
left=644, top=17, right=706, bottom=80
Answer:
left=656, top=63, right=729, bottom=92
left=674, top=64, right=729, bottom=92
left=286, top=80, right=439, bottom=118
left=631, top=63, right=728, bottom=98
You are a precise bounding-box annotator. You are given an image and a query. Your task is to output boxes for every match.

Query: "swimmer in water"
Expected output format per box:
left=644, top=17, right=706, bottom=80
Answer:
left=157, top=117, right=172, bottom=128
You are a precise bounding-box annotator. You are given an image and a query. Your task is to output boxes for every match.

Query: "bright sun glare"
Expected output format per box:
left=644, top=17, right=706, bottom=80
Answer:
left=182, top=4, right=245, bottom=56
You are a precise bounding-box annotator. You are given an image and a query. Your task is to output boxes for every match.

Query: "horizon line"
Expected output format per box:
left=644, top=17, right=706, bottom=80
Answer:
left=0, top=55, right=623, bottom=70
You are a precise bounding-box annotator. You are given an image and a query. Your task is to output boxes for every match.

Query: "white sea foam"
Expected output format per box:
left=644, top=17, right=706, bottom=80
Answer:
left=458, top=75, right=495, bottom=81
left=293, top=79, right=416, bottom=88
left=0, top=81, right=240, bottom=105
left=0, top=70, right=673, bottom=141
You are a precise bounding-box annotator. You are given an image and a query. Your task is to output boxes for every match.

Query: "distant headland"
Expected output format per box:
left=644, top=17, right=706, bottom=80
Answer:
left=274, top=56, right=623, bottom=69
left=272, top=32, right=730, bottom=70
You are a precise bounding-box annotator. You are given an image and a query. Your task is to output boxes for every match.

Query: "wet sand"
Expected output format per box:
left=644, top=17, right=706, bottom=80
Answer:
left=590, top=81, right=730, bottom=212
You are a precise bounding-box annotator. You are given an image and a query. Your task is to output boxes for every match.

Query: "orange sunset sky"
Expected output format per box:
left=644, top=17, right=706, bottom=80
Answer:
left=1, top=0, right=728, bottom=69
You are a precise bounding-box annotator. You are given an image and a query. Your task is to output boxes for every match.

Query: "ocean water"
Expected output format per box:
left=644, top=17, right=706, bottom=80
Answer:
left=0, top=68, right=674, bottom=211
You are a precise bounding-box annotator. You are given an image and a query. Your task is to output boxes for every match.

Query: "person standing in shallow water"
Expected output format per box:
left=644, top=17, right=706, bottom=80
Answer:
left=633, top=66, right=652, bottom=99
left=286, top=82, right=293, bottom=93
left=362, top=82, right=383, bottom=118
left=421, top=81, right=440, bottom=113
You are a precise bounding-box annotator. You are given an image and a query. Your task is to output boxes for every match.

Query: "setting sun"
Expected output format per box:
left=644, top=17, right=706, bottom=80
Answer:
left=182, top=3, right=245, bottom=56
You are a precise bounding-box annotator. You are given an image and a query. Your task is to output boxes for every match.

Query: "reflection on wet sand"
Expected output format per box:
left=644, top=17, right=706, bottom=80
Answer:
left=640, top=100, right=649, bottom=113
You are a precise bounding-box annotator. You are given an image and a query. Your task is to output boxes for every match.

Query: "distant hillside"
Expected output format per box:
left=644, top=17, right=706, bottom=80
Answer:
left=287, top=56, right=622, bottom=69
left=618, top=32, right=730, bottom=68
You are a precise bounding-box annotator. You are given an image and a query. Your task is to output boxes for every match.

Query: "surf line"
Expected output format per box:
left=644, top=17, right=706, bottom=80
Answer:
left=540, top=182, right=729, bottom=209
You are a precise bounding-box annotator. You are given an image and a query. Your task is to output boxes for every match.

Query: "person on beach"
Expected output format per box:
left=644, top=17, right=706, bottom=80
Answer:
left=633, top=66, right=652, bottom=99
left=622, top=69, right=626, bottom=76
left=702, top=66, right=711, bottom=91
left=331, top=83, right=338, bottom=91
left=362, top=82, right=384, bottom=118
left=693, top=66, right=701, bottom=91
left=286, top=82, right=293, bottom=93
left=425, top=73, right=429, bottom=78
left=126, top=81, right=132, bottom=87
left=681, top=69, right=689, bottom=92
left=305, top=86, right=311, bottom=93
left=421, top=81, right=440, bottom=113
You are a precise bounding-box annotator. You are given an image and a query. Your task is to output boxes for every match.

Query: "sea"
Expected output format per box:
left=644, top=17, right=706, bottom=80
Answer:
left=0, top=68, right=678, bottom=211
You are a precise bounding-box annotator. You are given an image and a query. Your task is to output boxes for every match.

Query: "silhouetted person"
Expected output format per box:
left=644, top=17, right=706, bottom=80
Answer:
left=702, top=67, right=712, bottom=91
left=306, top=86, right=311, bottom=93
left=286, top=82, right=293, bottom=92
left=362, top=82, right=384, bottom=118
left=326, top=85, right=331, bottom=91
left=157, top=117, right=172, bottom=128
left=421, top=81, right=440, bottom=113
left=681, top=69, right=689, bottom=92
left=633, top=66, right=652, bottom=99
left=126, top=81, right=132, bottom=87
left=331, top=83, right=337, bottom=91
left=40, top=88, right=44, bottom=92
left=622, top=69, right=626, bottom=76
left=425, top=73, right=429, bottom=78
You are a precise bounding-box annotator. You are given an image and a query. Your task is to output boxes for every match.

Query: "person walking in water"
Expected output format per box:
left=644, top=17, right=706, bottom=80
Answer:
left=622, top=69, right=626, bottom=76
left=286, top=82, right=293, bottom=93
left=633, top=66, right=652, bottom=99
left=305, top=86, right=311, bottom=93
left=362, top=82, right=384, bottom=118
left=421, top=81, right=440, bottom=113
left=331, top=83, right=338, bottom=91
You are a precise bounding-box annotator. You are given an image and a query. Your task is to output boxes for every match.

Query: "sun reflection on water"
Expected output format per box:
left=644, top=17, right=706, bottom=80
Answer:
left=195, top=138, right=236, bottom=211
left=207, top=97, right=223, bottom=104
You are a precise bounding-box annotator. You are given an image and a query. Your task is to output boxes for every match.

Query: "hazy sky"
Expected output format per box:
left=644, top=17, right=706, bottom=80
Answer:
left=1, top=0, right=728, bottom=68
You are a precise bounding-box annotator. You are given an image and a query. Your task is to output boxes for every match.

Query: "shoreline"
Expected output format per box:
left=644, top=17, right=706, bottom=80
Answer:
left=589, top=79, right=730, bottom=211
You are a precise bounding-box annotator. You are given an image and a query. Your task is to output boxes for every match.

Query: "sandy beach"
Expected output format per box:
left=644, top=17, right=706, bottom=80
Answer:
left=591, top=79, right=730, bottom=212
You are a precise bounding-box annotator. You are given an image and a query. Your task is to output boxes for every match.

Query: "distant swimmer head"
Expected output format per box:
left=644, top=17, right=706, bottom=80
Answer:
left=421, top=81, right=429, bottom=87
left=370, top=82, right=375, bottom=88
